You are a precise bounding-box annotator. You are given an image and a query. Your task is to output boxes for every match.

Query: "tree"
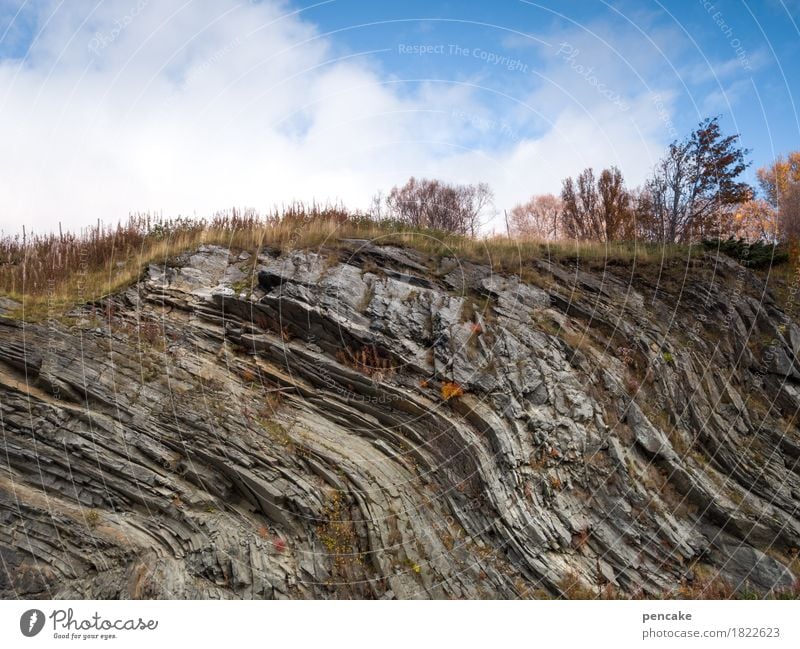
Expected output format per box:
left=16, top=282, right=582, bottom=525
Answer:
left=561, top=168, right=599, bottom=240
left=598, top=167, right=634, bottom=240
left=560, top=166, right=633, bottom=240
left=778, top=182, right=800, bottom=244
left=640, top=116, right=752, bottom=242
left=730, top=199, right=778, bottom=241
left=757, top=152, right=800, bottom=209
left=755, top=151, right=800, bottom=243
left=509, top=194, right=562, bottom=239
left=385, top=177, right=493, bottom=236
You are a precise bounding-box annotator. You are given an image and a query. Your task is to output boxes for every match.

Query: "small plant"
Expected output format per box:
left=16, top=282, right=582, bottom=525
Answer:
left=572, top=528, right=590, bottom=553
left=86, top=509, right=101, bottom=528
left=662, top=351, right=674, bottom=364
left=624, top=374, right=640, bottom=395
left=616, top=345, right=634, bottom=367
left=549, top=476, right=563, bottom=491
left=317, top=490, right=359, bottom=572
left=404, top=559, right=422, bottom=574
left=336, top=344, right=395, bottom=378
left=441, top=381, right=464, bottom=401
left=257, top=525, right=270, bottom=540
left=240, top=368, right=257, bottom=383
left=556, top=571, right=596, bottom=599
left=272, top=536, right=286, bottom=553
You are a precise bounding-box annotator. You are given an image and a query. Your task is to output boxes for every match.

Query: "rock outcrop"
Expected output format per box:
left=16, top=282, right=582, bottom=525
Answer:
left=1, top=241, right=799, bottom=598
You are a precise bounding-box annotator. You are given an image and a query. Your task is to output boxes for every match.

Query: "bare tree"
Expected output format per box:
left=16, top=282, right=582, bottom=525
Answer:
left=561, top=168, right=600, bottom=240
left=509, top=194, right=562, bottom=239
left=385, top=177, right=493, bottom=236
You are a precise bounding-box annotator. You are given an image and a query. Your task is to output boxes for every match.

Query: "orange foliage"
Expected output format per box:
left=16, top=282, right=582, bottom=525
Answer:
left=440, top=382, right=464, bottom=400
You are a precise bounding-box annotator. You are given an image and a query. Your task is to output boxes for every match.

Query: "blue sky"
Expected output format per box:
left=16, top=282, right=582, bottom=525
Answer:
left=0, top=0, right=798, bottom=234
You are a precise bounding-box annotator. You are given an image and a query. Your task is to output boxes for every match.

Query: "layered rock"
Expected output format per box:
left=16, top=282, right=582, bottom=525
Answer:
left=1, top=241, right=799, bottom=599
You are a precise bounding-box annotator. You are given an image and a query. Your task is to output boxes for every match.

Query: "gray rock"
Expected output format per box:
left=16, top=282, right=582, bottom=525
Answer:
left=0, top=243, right=798, bottom=600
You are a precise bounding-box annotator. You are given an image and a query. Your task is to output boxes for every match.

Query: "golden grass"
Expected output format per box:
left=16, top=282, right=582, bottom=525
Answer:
left=1, top=207, right=697, bottom=322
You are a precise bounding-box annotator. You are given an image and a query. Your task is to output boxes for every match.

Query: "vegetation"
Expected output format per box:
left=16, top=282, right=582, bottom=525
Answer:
left=441, top=382, right=465, bottom=401
left=561, top=166, right=633, bottom=241
left=513, top=120, right=800, bottom=247
left=382, top=176, right=493, bottom=236
left=335, top=344, right=395, bottom=379
left=638, top=116, right=752, bottom=242
left=1, top=205, right=698, bottom=322
left=3, top=117, right=799, bottom=321
left=509, top=193, right=561, bottom=239
left=702, top=237, right=789, bottom=268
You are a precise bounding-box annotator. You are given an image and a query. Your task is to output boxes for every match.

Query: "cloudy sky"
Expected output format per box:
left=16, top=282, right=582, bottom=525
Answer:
left=1, top=0, right=798, bottom=235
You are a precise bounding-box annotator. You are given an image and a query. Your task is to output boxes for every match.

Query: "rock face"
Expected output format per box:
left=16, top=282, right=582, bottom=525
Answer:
left=1, top=241, right=799, bottom=599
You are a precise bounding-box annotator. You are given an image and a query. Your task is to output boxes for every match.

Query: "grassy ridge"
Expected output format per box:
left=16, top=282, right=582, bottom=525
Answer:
left=0, top=205, right=731, bottom=321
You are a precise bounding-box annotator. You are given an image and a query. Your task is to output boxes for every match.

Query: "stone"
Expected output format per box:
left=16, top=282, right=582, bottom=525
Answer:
left=0, top=243, right=797, bottom=600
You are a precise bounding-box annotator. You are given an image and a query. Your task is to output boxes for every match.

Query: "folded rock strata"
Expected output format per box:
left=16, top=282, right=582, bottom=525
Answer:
left=1, top=242, right=798, bottom=598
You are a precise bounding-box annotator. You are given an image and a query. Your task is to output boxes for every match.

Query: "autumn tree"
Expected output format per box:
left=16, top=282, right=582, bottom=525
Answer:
left=730, top=199, right=778, bottom=241
left=560, top=166, right=633, bottom=240
left=639, top=116, right=752, bottom=242
left=598, top=167, right=635, bottom=239
left=778, top=182, right=800, bottom=244
left=754, top=152, right=800, bottom=243
left=757, top=151, right=800, bottom=209
left=385, top=177, right=493, bottom=236
left=509, top=194, right=562, bottom=239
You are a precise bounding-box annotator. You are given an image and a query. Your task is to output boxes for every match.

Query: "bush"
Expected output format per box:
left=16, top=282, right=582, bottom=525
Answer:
left=384, top=177, right=492, bottom=236
left=441, top=382, right=465, bottom=400
left=702, top=237, right=789, bottom=268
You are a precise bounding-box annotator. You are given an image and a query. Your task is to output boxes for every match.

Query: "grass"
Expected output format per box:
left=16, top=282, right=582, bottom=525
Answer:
left=0, top=205, right=758, bottom=322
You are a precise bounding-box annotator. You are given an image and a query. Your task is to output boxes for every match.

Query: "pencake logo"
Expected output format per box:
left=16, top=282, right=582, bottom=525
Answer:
left=20, top=609, right=45, bottom=637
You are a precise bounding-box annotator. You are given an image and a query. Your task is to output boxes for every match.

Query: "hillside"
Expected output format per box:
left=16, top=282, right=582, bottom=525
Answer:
left=1, top=234, right=799, bottom=599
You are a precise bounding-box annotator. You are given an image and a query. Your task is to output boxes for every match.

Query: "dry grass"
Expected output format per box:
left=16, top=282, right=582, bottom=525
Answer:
left=335, top=344, right=395, bottom=379
left=2, top=206, right=696, bottom=322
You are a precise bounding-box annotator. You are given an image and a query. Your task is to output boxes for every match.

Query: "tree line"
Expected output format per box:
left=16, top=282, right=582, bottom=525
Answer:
left=374, top=116, right=800, bottom=245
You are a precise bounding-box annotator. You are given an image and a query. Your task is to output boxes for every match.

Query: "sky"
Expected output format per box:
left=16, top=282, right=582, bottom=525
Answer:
left=0, top=0, right=798, bottom=235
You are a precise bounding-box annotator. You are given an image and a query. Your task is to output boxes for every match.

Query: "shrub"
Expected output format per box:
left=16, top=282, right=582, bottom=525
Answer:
left=384, top=177, right=493, bottom=236
left=702, top=237, right=789, bottom=268
left=441, top=382, right=465, bottom=400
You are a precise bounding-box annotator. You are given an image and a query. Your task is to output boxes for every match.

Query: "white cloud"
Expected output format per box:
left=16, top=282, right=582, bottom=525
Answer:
left=0, top=0, right=677, bottom=235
